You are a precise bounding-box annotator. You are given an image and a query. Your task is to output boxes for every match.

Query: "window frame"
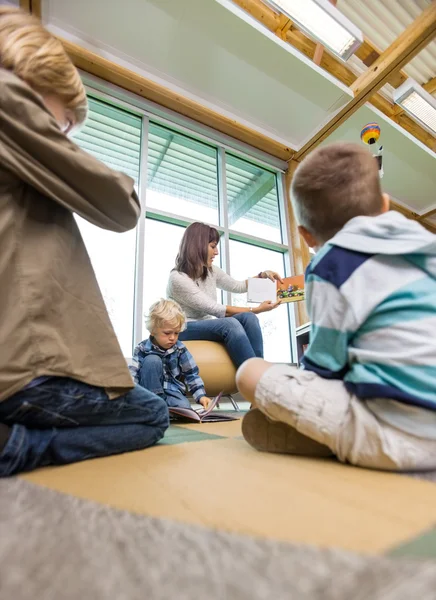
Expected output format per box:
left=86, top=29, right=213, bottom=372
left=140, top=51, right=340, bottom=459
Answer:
left=82, top=77, right=298, bottom=363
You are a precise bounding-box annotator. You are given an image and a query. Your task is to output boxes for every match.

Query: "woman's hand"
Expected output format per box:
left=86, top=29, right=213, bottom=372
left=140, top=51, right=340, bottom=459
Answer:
left=253, top=300, right=281, bottom=314
left=259, top=270, right=284, bottom=284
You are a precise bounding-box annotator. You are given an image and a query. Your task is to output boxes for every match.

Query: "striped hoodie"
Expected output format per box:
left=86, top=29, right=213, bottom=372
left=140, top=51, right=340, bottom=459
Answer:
left=302, top=211, right=436, bottom=428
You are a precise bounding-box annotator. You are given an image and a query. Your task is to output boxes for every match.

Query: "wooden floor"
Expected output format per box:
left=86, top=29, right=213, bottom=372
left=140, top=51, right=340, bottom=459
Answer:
left=23, top=418, right=436, bottom=555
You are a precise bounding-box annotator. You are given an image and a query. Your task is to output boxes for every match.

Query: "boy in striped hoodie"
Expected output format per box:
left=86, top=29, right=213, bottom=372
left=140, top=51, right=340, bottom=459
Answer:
left=238, top=142, right=436, bottom=471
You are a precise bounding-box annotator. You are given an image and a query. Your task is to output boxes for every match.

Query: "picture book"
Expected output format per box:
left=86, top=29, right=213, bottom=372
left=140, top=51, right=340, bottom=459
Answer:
left=247, top=275, right=305, bottom=304
left=247, top=277, right=276, bottom=303
left=276, top=275, right=305, bottom=303
left=168, top=392, right=238, bottom=423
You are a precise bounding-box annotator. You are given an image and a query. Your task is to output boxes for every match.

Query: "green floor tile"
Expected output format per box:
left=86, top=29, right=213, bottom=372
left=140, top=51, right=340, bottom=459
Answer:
left=388, top=526, right=436, bottom=559
left=158, top=425, right=225, bottom=446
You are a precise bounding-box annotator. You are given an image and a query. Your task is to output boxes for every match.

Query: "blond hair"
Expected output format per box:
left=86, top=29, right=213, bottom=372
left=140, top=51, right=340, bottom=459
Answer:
left=0, top=6, right=87, bottom=126
left=291, top=142, right=383, bottom=243
left=146, top=299, right=186, bottom=334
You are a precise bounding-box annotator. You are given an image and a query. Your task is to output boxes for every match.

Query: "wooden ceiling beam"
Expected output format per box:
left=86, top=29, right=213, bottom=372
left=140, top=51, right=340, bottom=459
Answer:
left=60, top=39, right=293, bottom=161
left=232, top=0, right=435, bottom=152
left=423, top=76, right=436, bottom=94
left=391, top=201, right=436, bottom=234
left=19, top=0, right=41, bottom=18
left=233, top=0, right=409, bottom=87
left=293, top=1, right=436, bottom=161
left=418, top=207, right=436, bottom=221
left=312, top=0, right=337, bottom=67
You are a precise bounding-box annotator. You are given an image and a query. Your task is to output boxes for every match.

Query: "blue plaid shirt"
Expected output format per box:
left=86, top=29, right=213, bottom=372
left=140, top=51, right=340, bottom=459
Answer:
left=130, top=338, right=206, bottom=402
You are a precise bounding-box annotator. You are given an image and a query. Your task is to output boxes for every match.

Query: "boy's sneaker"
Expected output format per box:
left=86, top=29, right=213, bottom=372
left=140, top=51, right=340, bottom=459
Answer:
left=242, top=409, right=334, bottom=458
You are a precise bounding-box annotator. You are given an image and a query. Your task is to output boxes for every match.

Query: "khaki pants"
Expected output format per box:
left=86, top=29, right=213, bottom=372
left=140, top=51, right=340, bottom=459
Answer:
left=255, top=365, right=436, bottom=471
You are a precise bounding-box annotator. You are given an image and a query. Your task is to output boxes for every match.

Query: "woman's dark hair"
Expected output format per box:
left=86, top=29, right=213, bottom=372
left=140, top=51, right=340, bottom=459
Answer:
left=175, top=222, right=220, bottom=281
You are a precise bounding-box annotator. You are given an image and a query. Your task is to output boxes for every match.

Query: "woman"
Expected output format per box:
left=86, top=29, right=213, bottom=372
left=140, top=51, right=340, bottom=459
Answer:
left=167, top=222, right=283, bottom=367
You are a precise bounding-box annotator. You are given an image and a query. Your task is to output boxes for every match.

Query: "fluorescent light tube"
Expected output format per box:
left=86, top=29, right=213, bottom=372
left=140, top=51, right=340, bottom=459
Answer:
left=264, top=0, right=363, bottom=61
left=393, top=78, right=436, bottom=136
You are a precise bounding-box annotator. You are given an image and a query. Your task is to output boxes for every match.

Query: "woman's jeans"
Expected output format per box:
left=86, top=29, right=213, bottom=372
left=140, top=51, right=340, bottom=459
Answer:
left=0, top=377, right=169, bottom=477
left=178, top=312, right=264, bottom=367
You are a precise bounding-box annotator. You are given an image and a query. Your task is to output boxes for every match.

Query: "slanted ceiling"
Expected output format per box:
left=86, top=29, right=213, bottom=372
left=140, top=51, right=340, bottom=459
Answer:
left=16, top=0, right=436, bottom=222
left=339, top=0, right=436, bottom=87
left=42, top=0, right=352, bottom=149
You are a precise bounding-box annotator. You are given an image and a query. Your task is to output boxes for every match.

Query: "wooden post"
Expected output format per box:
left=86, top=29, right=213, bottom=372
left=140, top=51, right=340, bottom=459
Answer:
left=19, top=0, right=41, bottom=18
left=285, top=161, right=310, bottom=327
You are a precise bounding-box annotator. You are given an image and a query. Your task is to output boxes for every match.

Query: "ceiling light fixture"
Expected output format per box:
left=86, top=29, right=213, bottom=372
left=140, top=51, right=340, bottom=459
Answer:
left=264, top=0, right=363, bottom=61
left=393, top=78, right=436, bottom=137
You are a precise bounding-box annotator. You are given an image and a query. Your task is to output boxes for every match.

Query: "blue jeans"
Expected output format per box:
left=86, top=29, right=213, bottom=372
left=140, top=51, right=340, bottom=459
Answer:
left=179, top=312, right=263, bottom=368
left=0, top=377, right=169, bottom=477
left=138, top=355, right=191, bottom=409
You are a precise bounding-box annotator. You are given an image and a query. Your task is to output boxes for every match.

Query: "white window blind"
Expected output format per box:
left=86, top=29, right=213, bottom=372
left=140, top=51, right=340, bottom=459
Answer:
left=74, top=97, right=142, bottom=186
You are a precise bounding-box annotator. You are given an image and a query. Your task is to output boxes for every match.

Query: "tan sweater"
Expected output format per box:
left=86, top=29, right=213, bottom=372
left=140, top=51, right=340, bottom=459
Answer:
left=0, top=69, right=138, bottom=401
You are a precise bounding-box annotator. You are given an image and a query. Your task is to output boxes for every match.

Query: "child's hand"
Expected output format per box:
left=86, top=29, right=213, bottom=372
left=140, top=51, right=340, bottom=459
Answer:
left=199, top=396, right=211, bottom=409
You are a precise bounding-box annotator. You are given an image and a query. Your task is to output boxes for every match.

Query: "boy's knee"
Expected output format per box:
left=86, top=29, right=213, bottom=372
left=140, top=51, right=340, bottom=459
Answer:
left=236, top=358, right=271, bottom=404
left=142, top=354, right=162, bottom=369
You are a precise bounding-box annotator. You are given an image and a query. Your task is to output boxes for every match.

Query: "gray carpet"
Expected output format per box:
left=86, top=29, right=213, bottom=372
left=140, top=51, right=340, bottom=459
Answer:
left=1, top=479, right=436, bottom=599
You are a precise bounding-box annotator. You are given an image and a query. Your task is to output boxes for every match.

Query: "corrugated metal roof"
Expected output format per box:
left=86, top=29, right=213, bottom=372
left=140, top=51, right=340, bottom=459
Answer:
left=338, top=0, right=436, bottom=91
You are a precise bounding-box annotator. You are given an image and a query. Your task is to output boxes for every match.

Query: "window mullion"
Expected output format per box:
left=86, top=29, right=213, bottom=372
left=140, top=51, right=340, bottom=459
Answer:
left=278, top=171, right=298, bottom=363
left=133, top=115, right=149, bottom=349
left=218, top=147, right=231, bottom=305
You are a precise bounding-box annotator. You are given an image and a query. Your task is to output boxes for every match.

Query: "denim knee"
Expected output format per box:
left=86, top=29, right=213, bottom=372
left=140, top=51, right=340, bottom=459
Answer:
left=154, top=395, right=170, bottom=432
left=139, top=354, right=163, bottom=385
left=237, top=311, right=260, bottom=327
left=222, top=317, right=246, bottom=338
left=141, top=354, right=163, bottom=369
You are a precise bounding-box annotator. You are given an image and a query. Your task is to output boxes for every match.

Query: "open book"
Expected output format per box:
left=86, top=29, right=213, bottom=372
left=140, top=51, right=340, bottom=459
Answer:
left=169, top=392, right=238, bottom=423
left=247, top=275, right=305, bottom=304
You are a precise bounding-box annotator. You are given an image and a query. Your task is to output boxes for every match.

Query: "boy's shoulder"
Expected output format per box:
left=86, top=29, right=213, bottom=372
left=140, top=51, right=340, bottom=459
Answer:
left=175, top=340, right=189, bottom=353
left=307, top=244, right=373, bottom=290
left=134, top=338, right=153, bottom=353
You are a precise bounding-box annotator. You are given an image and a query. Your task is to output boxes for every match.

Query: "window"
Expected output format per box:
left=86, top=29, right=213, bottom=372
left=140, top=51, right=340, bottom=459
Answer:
left=147, top=123, right=219, bottom=224
left=142, top=219, right=223, bottom=339
left=142, top=219, right=186, bottom=339
left=72, top=97, right=142, bottom=356
left=226, top=154, right=282, bottom=243
left=73, top=89, right=294, bottom=363
left=229, top=241, right=291, bottom=363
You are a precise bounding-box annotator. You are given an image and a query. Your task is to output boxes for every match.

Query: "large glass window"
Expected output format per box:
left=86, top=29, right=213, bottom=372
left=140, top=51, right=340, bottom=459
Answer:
left=229, top=241, right=291, bottom=363
left=226, top=154, right=282, bottom=243
left=72, top=97, right=142, bottom=356
left=142, top=219, right=186, bottom=339
left=147, top=123, right=219, bottom=224
left=142, top=219, right=223, bottom=339
left=72, top=90, right=293, bottom=362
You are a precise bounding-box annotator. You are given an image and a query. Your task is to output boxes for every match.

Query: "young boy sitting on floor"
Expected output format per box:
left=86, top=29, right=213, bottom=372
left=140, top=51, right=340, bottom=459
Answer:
left=237, top=142, right=436, bottom=472
left=131, top=299, right=212, bottom=410
left=0, top=7, right=169, bottom=477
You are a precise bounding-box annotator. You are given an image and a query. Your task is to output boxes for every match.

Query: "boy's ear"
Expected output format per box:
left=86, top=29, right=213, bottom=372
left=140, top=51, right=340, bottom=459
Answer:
left=381, top=193, right=390, bottom=214
left=298, top=226, right=319, bottom=250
